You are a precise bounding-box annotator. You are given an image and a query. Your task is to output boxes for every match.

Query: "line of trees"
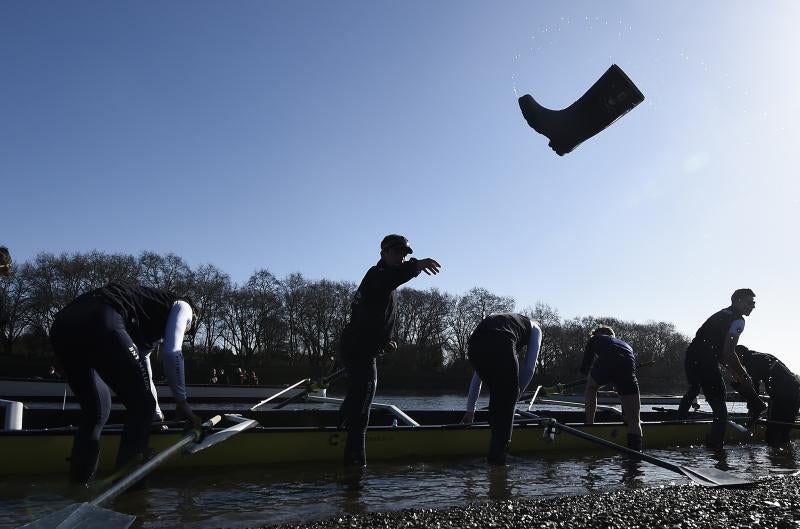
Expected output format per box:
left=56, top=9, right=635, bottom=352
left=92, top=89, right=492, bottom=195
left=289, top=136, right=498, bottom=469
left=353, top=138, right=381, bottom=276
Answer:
left=0, top=251, right=691, bottom=390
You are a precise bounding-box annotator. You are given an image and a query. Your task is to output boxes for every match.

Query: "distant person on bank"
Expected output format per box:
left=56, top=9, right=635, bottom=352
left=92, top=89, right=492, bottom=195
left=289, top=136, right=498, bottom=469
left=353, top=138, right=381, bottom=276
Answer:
left=0, top=246, right=11, bottom=276
left=50, top=282, right=202, bottom=483
left=677, top=289, right=766, bottom=451
left=735, top=345, right=800, bottom=447
left=580, top=325, right=643, bottom=451
left=339, top=234, right=440, bottom=466
left=460, top=313, right=542, bottom=465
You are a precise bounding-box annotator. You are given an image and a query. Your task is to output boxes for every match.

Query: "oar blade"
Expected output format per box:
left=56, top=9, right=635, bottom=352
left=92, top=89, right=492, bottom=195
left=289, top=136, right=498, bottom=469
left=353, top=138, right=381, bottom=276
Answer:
left=679, top=466, right=755, bottom=488
left=18, top=502, right=135, bottom=529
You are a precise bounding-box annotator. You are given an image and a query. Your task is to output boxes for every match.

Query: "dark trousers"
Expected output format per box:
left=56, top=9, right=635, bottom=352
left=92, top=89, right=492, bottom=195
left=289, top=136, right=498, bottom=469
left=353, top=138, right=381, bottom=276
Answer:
left=677, top=352, right=702, bottom=419
left=766, top=377, right=800, bottom=446
left=339, top=349, right=377, bottom=465
left=468, top=332, right=519, bottom=464
left=50, top=299, right=156, bottom=482
left=682, top=355, right=728, bottom=450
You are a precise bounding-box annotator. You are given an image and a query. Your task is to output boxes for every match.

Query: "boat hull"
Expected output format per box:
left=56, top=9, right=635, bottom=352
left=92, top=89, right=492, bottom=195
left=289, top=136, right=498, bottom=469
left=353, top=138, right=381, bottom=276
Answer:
left=0, top=412, right=783, bottom=476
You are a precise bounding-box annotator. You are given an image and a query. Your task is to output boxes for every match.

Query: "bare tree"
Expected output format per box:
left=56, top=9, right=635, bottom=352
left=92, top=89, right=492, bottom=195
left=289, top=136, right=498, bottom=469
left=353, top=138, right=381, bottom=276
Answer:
left=445, top=287, right=515, bottom=364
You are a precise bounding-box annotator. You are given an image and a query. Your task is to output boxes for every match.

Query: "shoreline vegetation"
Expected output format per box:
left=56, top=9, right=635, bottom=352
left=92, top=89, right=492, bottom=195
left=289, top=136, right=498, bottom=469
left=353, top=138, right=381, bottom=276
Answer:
left=2, top=250, right=691, bottom=393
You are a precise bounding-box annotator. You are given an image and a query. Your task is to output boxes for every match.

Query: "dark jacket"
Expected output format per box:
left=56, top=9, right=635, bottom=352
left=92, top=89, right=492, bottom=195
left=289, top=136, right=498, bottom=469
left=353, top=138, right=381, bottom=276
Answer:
left=740, top=349, right=800, bottom=396
left=580, top=334, right=635, bottom=375
left=469, top=313, right=532, bottom=352
left=686, top=306, right=744, bottom=364
left=341, top=259, right=420, bottom=356
left=74, top=282, right=178, bottom=351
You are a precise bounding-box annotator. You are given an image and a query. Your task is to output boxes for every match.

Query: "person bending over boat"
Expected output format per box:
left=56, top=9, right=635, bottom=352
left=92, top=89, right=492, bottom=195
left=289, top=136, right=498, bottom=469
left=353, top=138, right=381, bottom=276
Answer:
left=461, top=313, right=543, bottom=465
left=50, top=282, right=202, bottom=483
left=734, top=345, right=800, bottom=447
left=676, top=289, right=766, bottom=451
left=339, top=234, right=440, bottom=466
left=580, top=325, right=642, bottom=451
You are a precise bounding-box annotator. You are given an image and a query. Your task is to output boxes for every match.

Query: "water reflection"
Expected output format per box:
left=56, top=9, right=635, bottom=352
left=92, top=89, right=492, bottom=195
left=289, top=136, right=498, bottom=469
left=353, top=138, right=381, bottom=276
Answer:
left=487, top=465, right=511, bottom=500
left=5, top=441, right=800, bottom=528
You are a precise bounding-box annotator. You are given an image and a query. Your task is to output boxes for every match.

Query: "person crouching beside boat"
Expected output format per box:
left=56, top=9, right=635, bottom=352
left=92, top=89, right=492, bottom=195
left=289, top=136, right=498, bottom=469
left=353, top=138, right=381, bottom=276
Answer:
left=50, top=282, right=202, bottom=483
left=734, top=345, right=800, bottom=447
left=580, top=325, right=642, bottom=451
left=460, top=313, right=543, bottom=465
left=339, top=234, right=441, bottom=466
left=677, top=288, right=766, bottom=451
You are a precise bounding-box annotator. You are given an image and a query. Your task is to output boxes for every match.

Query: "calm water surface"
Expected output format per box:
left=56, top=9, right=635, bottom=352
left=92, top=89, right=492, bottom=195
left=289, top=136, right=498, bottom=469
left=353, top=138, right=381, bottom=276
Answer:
left=4, top=395, right=798, bottom=529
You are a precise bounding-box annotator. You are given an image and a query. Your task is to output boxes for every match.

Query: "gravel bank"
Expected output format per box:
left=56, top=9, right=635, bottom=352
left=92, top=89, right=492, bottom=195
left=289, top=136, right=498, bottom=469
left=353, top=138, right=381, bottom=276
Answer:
left=260, top=474, right=800, bottom=529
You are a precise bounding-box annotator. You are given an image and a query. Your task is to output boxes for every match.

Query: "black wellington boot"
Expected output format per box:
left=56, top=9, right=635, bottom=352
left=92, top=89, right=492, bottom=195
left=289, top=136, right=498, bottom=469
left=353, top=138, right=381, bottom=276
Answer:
left=518, top=64, right=644, bottom=155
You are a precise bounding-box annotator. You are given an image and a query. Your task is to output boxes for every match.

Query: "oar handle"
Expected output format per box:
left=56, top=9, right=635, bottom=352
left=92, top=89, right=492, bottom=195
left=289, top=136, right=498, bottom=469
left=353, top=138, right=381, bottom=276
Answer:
left=517, top=411, right=682, bottom=473
left=91, top=415, right=221, bottom=507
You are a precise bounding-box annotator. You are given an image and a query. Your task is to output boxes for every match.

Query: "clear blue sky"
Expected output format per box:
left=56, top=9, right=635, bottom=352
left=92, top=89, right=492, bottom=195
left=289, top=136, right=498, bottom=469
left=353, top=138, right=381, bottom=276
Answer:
left=2, top=2, right=799, bottom=368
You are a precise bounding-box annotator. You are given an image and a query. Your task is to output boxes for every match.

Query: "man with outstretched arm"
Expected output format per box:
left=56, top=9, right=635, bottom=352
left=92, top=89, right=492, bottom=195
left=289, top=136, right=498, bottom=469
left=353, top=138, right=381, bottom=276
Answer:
left=677, top=288, right=766, bottom=451
left=460, top=313, right=543, bottom=465
left=580, top=325, right=643, bottom=450
left=734, top=345, right=800, bottom=447
left=339, top=234, right=440, bottom=466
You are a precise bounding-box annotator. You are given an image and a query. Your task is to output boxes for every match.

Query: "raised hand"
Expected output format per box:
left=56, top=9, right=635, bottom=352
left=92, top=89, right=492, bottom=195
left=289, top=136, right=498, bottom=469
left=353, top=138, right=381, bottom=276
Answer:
left=416, top=258, right=441, bottom=276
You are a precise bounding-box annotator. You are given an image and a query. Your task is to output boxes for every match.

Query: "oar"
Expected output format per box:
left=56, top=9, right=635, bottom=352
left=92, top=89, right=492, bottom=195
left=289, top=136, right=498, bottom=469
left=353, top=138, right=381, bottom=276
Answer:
left=537, top=397, right=623, bottom=417
left=185, top=414, right=259, bottom=455
left=273, top=368, right=346, bottom=410
left=517, top=410, right=752, bottom=488
left=250, top=378, right=310, bottom=411
left=652, top=406, right=751, bottom=435
left=756, top=418, right=800, bottom=429
left=520, top=360, right=657, bottom=402
left=18, top=415, right=222, bottom=529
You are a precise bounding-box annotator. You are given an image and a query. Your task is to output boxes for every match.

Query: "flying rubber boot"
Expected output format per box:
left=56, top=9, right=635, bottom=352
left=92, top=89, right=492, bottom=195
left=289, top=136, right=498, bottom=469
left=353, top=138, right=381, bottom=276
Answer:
left=518, top=64, right=644, bottom=155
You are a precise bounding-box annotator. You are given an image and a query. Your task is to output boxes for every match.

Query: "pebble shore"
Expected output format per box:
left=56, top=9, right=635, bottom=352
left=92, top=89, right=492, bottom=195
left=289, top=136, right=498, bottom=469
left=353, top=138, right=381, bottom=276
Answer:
left=260, top=474, right=800, bottom=529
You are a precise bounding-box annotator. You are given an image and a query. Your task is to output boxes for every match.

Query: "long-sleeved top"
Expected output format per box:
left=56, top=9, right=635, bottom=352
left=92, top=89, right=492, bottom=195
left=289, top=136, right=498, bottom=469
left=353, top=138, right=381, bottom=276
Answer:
left=341, top=258, right=420, bottom=355
left=580, top=334, right=635, bottom=375
left=75, top=283, right=193, bottom=402
left=739, top=349, right=800, bottom=396
left=686, top=306, right=745, bottom=364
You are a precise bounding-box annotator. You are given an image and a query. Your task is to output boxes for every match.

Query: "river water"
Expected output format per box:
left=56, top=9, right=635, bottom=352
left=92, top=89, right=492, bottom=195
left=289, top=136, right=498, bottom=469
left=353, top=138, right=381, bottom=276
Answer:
left=4, top=394, right=799, bottom=529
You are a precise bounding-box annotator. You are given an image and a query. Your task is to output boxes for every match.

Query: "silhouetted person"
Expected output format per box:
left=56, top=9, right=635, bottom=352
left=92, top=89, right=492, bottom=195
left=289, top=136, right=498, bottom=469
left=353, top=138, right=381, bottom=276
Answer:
left=677, top=289, right=766, bottom=451
left=735, top=345, right=800, bottom=447
left=49, top=282, right=201, bottom=483
left=580, top=325, right=642, bottom=451
left=461, top=313, right=542, bottom=465
left=339, top=234, right=440, bottom=466
left=0, top=246, right=11, bottom=277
